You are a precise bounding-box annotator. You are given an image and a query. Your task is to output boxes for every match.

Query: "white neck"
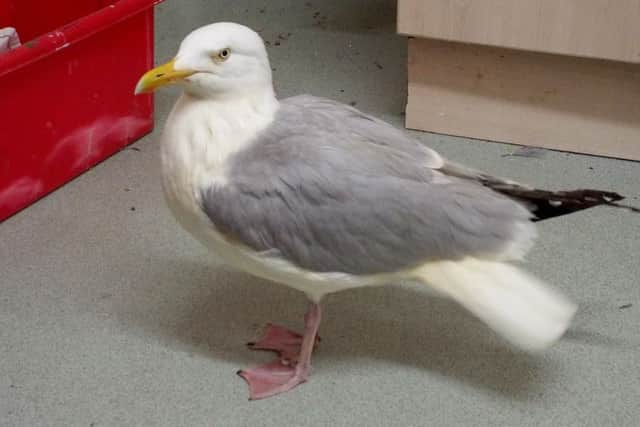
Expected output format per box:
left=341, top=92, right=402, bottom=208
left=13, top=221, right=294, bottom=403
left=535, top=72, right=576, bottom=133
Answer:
left=159, top=86, right=279, bottom=234
left=161, top=85, right=278, bottom=180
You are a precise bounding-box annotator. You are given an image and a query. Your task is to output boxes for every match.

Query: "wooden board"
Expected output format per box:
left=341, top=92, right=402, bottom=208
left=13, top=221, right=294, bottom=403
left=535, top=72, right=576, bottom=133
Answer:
left=398, top=0, right=640, bottom=64
left=406, top=38, right=640, bottom=160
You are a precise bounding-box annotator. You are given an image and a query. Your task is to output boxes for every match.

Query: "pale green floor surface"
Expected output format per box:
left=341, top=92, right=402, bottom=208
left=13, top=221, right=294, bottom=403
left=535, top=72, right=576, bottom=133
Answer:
left=2, top=1, right=639, bottom=426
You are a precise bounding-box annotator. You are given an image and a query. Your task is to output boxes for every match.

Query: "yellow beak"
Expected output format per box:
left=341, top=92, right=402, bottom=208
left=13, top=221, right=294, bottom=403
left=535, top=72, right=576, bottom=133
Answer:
left=134, top=59, right=195, bottom=94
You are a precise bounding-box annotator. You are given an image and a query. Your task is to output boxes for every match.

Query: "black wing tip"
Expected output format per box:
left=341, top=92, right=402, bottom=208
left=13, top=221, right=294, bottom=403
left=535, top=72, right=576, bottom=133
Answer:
left=531, top=189, right=640, bottom=221
left=571, top=189, right=624, bottom=203
left=484, top=184, right=636, bottom=221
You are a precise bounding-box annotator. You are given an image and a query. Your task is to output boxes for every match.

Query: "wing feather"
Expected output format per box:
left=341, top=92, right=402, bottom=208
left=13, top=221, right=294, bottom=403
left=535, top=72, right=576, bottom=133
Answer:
left=200, top=96, right=535, bottom=275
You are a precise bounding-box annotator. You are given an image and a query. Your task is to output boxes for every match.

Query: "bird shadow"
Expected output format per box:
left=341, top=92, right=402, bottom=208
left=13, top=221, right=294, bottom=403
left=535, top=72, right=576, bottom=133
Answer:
left=118, top=256, right=571, bottom=401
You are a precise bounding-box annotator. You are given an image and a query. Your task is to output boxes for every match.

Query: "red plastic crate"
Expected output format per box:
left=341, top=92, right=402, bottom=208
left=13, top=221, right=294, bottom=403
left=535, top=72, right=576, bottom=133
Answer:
left=0, top=0, right=163, bottom=221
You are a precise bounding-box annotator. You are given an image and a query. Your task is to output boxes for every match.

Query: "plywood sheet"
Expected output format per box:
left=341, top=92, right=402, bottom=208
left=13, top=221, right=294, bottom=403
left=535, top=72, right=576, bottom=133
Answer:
left=406, top=38, right=640, bottom=160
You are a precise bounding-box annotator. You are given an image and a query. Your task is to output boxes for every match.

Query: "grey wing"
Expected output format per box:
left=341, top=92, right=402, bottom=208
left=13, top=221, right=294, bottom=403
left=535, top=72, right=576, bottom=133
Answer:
left=200, top=97, right=535, bottom=275
left=285, top=95, right=444, bottom=169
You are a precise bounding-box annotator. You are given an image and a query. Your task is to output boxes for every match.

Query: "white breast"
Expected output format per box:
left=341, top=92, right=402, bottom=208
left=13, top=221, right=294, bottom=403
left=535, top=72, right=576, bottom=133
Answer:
left=160, top=91, right=277, bottom=237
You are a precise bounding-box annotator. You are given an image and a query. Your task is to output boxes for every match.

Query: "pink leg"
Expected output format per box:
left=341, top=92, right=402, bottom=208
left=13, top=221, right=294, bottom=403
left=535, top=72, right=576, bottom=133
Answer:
left=238, top=303, right=322, bottom=400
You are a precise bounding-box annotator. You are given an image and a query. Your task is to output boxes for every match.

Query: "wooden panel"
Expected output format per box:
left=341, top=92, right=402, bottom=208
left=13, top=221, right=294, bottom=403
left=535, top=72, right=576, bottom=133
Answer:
left=398, top=0, right=640, bottom=63
left=406, top=38, right=640, bottom=160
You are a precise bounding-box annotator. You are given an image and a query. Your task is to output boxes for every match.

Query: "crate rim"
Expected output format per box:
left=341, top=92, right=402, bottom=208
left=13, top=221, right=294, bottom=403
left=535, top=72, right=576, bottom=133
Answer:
left=0, top=0, right=164, bottom=78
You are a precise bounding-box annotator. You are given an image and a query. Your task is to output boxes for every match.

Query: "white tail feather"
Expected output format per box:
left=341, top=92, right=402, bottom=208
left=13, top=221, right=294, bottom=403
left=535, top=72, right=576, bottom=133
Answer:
left=413, top=258, right=577, bottom=351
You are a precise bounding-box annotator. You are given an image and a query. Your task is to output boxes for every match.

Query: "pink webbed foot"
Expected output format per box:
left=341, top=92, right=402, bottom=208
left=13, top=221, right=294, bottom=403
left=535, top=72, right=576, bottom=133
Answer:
left=237, top=361, right=310, bottom=400
left=246, top=323, right=320, bottom=364
left=238, top=303, right=322, bottom=400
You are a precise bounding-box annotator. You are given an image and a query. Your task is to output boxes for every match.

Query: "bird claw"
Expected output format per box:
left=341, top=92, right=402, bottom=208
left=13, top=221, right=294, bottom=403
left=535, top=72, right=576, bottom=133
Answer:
left=239, top=304, right=323, bottom=399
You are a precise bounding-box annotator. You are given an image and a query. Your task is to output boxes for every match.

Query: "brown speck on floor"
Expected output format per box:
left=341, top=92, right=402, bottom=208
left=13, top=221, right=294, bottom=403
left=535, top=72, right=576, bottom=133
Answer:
left=274, top=41, right=281, bottom=46
left=272, top=67, right=276, bottom=71
left=476, top=72, right=484, bottom=79
left=259, top=8, right=265, bottom=13
left=374, top=61, right=383, bottom=70
left=312, top=12, right=328, bottom=29
left=339, top=89, right=344, bottom=92
left=130, top=206, right=136, bottom=211
left=265, top=40, right=271, bottom=46
left=588, top=166, right=594, bottom=170
left=349, top=101, right=357, bottom=106
left=619, top=303, right=633, bottom=309
left=124, top=188, right=130, bottom=192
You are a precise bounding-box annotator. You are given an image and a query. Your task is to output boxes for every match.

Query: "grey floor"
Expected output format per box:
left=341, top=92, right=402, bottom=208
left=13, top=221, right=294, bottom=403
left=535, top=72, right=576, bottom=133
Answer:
left=2, top=1, right=640, bottom=426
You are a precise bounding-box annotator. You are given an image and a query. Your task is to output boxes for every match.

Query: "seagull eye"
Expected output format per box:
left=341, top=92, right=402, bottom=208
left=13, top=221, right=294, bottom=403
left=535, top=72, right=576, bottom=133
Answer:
left=216, top=48, right=231, bottom=61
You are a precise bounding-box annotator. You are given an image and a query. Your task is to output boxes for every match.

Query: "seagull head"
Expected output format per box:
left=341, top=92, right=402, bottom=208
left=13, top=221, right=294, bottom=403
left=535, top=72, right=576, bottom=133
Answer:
left=135, top=22, right=272, bottom=98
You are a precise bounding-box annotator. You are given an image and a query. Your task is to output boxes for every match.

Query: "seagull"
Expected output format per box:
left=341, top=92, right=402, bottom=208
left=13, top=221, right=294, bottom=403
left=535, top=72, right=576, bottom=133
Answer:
left=135, top=22, right=636, bottom=400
